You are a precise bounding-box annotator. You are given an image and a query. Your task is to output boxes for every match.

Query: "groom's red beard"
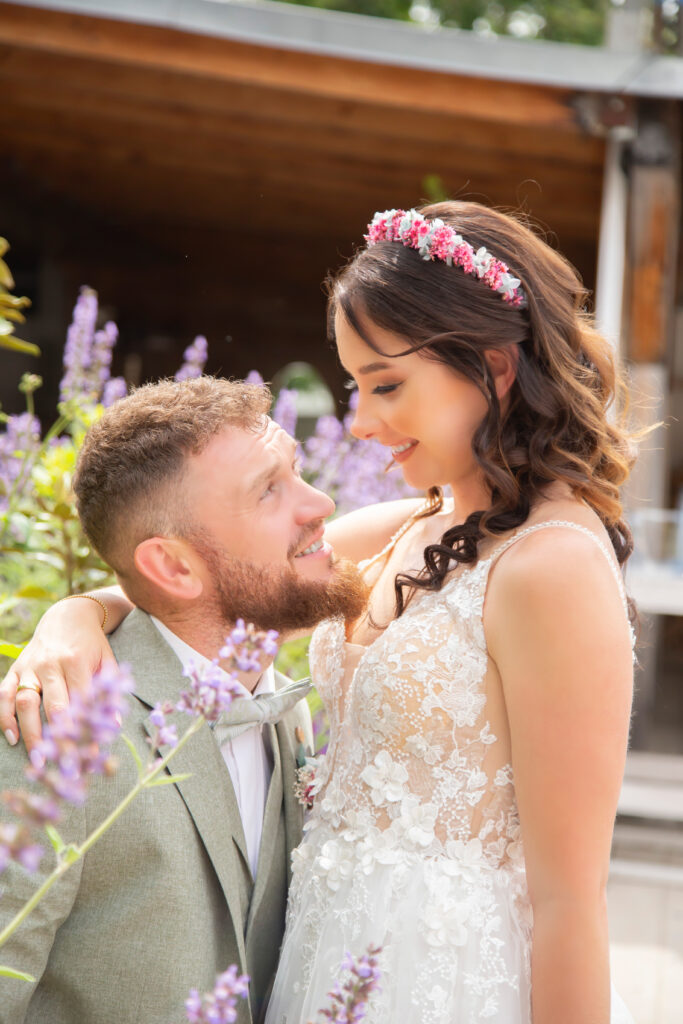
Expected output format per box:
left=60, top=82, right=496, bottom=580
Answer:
left=193, top=542, right=369, bottom=634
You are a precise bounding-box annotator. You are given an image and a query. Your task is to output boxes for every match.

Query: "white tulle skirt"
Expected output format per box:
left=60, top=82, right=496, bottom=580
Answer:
left=265, top=830, right=635, bottom=1024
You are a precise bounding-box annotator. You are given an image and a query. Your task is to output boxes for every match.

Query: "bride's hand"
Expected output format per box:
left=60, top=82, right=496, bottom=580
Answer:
left=0, top=592, right=129, bottom=751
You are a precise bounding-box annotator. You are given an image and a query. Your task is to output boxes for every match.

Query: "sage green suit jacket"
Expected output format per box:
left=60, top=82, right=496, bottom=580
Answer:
left=0, top=610, right=309, bottom=1024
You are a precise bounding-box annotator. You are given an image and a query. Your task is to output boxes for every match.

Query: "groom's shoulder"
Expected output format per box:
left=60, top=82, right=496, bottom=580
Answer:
left=108, top=609, right=176, bottom=673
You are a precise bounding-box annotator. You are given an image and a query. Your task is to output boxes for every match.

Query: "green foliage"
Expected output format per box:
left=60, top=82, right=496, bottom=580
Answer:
left=283, top=0, right=413, bottom=19
left=1, top=384, right=114, bottom=675
left=0, top=239, right=38, bottom=357
left=276, top=0, right=610, bottom=46
left=276, top=635, right=330, bottom=752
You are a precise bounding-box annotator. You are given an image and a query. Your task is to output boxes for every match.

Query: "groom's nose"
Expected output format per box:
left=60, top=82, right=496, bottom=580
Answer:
left=295, top=478, right=335, bottom=523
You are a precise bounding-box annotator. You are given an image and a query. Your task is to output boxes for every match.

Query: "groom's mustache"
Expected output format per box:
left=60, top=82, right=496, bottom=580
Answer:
left=287, top=520, right=326, bottom=561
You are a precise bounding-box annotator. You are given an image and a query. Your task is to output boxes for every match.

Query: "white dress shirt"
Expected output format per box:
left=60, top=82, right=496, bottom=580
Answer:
left=150, top=617, right=274, bottom=879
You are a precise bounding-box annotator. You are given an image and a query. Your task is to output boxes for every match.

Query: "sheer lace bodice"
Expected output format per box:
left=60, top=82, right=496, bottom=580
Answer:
left=308, top=519, right=632, bottom=872
left=266, top=520, right=634, bottom=1024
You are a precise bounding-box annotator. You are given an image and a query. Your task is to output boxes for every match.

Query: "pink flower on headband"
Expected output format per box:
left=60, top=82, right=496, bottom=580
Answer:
left=364, top=209, right=527, bottom=309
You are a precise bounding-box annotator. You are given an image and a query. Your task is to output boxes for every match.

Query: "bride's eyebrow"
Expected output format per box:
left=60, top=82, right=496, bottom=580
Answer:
left=357, top=361, right=393, bottom=374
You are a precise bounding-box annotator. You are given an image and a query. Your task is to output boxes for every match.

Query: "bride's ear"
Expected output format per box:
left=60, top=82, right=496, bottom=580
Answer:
left=484, top=346, right=519, bottom=402
left=134, top=537, right=204, bottom=601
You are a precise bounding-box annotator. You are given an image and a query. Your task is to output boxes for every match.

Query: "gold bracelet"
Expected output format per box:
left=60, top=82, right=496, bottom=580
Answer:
left=62, top=593, right=108, bottom=630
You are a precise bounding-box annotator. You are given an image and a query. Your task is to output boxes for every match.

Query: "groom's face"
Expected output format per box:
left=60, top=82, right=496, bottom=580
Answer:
left=183, top=417, right=337, bottom=582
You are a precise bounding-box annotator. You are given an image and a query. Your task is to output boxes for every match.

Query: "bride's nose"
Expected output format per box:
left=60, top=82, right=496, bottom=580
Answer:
left=348, top=394, right=382, bottom=441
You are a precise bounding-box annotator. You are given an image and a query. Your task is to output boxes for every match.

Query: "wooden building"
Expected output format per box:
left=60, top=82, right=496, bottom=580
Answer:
left=1, top=0, right=683, bottom=784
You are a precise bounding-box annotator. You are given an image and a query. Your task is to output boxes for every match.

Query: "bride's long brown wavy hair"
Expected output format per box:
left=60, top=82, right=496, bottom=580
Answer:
left=328, top=201, right=635, bottom=620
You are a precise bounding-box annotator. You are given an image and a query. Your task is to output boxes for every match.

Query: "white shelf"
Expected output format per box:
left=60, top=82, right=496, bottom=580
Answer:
left=626, top=565, right=683, bottom=616
left=619, top=752, right=683, bottom=823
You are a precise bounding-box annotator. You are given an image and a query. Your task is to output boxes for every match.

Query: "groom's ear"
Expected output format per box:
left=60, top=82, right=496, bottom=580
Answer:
left=134, top=537, right=204, bottom=601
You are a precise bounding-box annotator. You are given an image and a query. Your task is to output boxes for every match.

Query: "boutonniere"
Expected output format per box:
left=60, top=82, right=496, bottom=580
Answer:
left=294, top=726, right=318, bottom=810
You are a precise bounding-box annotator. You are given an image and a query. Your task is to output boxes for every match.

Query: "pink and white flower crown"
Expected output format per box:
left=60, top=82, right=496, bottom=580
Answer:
left=365, top=208, right=527, bottom=309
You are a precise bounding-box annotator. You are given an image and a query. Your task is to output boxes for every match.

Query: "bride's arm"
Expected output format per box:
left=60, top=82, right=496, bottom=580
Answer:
left=0, top=586, right=133, bottom=750
left=485, top=529, right=633, bottom=1024
left=325, top=497, right=426, bottom=564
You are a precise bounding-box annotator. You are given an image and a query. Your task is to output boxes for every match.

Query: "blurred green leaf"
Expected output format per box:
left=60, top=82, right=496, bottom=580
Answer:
left=0, top=640, right=26, bottom=658
left=45, top=825, right=66, bottom=855
left=0, top=965, right=35, bottom=982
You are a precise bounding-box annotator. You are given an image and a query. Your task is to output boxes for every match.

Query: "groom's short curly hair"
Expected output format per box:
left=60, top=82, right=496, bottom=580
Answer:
left=74, top=376, right=271, bottom=581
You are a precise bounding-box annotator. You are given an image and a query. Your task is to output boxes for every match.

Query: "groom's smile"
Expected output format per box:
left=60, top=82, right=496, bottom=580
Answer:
left=183, top=416, right=337, bottom=584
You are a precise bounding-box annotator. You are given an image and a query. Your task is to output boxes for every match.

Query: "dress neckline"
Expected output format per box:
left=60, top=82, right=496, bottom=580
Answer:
left=339, top=517, right=629, bottom=654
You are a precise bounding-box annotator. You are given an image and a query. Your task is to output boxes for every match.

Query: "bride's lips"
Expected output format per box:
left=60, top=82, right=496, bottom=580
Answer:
left=391, top=440, right=419, bottom=464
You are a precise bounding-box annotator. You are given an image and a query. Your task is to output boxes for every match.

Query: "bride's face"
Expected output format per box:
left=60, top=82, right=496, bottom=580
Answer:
left=335, top=310, right=489, bottom=493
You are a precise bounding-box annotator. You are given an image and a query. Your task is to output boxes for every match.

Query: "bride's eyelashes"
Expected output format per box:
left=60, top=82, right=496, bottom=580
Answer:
left=343, top=378, right=402, bottom=396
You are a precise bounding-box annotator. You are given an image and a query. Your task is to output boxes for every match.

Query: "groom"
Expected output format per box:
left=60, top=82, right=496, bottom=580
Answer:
left=0, top=377, right=367, bottom=1024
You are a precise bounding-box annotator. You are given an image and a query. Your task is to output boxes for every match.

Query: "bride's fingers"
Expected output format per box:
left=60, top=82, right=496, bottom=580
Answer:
left=15, top=671, right=45, bottom=753
left=0, top=667, right=19, bottom=745
left=39, top=663, right=74, bottom=724
left=97, top=637, right=117, bottom=670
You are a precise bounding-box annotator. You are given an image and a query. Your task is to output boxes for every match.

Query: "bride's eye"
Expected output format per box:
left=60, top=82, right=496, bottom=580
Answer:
left=373, top=383, right=401, bottom=395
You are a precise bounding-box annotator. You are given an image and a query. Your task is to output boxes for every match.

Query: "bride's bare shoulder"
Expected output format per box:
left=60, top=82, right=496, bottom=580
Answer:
left=325, top=498, right=428, bottom=565
left=485, top=496, right=625, bottom=644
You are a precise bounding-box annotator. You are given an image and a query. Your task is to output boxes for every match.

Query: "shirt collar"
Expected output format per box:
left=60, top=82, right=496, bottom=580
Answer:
left=149, top=615, right=275, bottom=698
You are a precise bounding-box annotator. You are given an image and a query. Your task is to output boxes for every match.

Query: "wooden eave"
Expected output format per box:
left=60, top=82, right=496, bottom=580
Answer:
left=0, top=1, right=610, bottom=254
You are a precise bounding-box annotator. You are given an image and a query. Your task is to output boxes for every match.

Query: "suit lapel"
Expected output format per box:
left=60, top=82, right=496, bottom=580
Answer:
left=111, top=610, right=250, bottom=974
left=246, top=723, right=283, bottom=927
left=245, top=671, right=303, bottom=938
left=275, top=686, right=305, bottom=888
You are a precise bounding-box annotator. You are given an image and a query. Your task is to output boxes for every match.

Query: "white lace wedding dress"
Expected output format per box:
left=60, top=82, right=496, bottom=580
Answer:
left=265, top=521, right=635, bottom=1024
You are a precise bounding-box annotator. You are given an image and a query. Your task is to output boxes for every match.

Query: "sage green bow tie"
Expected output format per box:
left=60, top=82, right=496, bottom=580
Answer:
left=211, top=676, right=312, bottom=745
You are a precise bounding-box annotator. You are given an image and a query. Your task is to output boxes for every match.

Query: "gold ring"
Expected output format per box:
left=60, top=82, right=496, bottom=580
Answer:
left=16, top=680, right=42, bottom=695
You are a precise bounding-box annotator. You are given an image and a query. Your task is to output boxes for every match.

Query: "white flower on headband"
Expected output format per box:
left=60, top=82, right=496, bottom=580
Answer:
left=365, top=209, right=527, bottom=308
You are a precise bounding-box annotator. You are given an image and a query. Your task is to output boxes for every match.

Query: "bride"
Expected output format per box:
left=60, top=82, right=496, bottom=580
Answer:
left=4, top=203, right=635, bottom=1023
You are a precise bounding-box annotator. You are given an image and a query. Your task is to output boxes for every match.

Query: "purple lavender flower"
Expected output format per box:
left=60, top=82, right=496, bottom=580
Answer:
left=273, top=387, right=298, bottom=438
left=0, top=412, right=41, bottom=511
left=317, top=946, right=382, bottom=1024
left=218, top=621, right=279, bottom=674
left=59, top=287, right=99, bottom=403
left=26, top=662, right=134, bottom=807
left=101, top=376, right=127, bottom=407
left=245, top=370, right=265, bottom=386
left=0, top=822, right=44, bottom=875
left=147, top=702, right=178, bottom=751
left=91, top=321, right=118, bottom=385
left=1, top=789, right=61, bottom=826
left=261, top=630, right=279, bottom=658
left=175, top=336, right=209, bottom=382
left=177, top=622, right=279, bottom=722
left=301, top=390, right=417, bottom=516
left=185, top=964, right=250, bottom=1024
left=176, top=660, right=243, bottom=724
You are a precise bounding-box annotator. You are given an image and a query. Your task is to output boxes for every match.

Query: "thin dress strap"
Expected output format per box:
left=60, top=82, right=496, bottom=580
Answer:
left=489, top=519, right=631, bottom=622
left=358, top=499, right=435, bottom=579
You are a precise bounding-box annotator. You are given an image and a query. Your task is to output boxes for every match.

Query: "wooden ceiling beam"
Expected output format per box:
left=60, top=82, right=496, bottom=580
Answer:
left=0, top=67, right=604, bottom=171
left=2, top=142, right=601, bottom=242
left=1, top=137, right=602, bottom=244
left=0, top=105, right=603, bottom=205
